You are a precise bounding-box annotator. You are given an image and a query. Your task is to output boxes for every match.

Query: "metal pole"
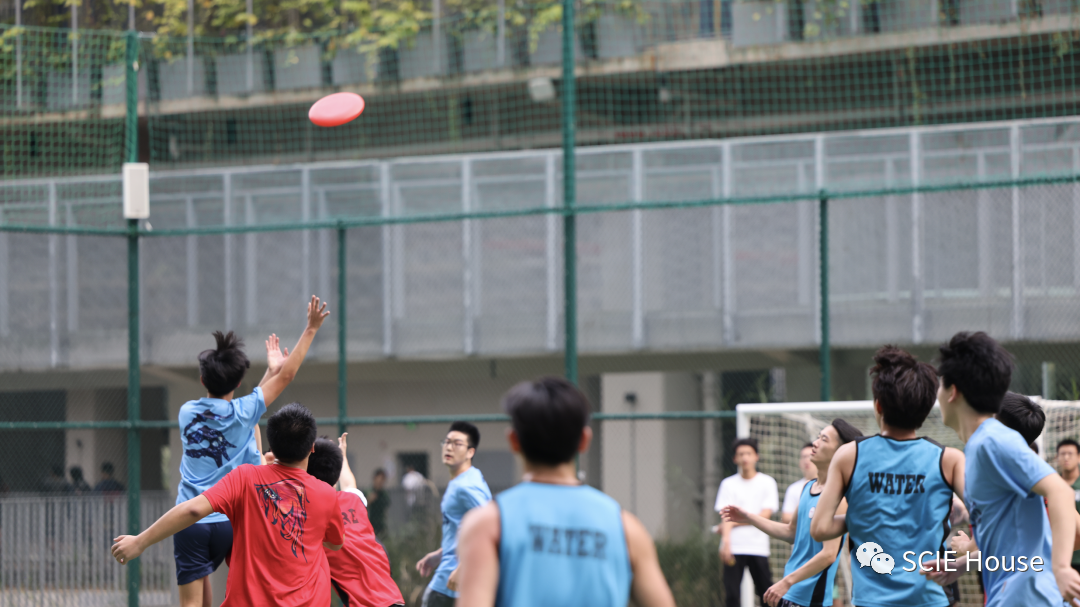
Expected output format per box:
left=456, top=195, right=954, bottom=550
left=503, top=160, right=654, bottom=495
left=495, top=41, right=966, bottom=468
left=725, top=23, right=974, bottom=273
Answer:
left=819, top=190, right=830, bottom=402
left=561, top=0, right=577, bottom=385
left=187, top=0, right=195, bottom=95
left=126, top=32, right=139, bottom=163
left=125, top=31, right=141, bottom=607
left=338, top=226, right=347, bottom=436
left=15, top=0, right=22, bottom=109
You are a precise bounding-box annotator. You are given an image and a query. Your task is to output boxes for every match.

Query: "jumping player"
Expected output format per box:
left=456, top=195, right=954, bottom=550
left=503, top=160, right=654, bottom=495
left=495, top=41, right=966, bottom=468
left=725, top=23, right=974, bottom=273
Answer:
left=173, top=295, right=328, bottom=607
left=306, top=433, right=405, bottom=607
left=722, top=419, right=861, bottom=607
left=415, top=422, right=492, bottom=607
left=925, top=332, right=1080, bottom=606
left=113, top=402, right=345, bottom=606
left=455, top=377, right=676, bottom=607
left=811, top=345, right=965, bottom=607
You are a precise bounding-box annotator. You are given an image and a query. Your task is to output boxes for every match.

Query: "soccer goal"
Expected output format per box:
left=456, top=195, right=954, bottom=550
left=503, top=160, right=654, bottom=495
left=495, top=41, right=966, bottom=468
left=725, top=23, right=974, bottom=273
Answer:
left=732, top=398, right=1080, bottom=607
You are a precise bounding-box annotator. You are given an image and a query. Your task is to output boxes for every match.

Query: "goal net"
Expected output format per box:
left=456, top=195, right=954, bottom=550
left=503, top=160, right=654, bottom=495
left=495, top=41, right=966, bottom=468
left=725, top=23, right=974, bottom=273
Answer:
left=734, top=398, right=1080, bottom=607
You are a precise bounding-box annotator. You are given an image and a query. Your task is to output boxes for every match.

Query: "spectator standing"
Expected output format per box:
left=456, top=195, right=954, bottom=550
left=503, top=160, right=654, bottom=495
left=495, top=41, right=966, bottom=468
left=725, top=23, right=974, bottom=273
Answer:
left=713, top=438, right=779, bottom=606
left=781, top=443, right=816, bottom=524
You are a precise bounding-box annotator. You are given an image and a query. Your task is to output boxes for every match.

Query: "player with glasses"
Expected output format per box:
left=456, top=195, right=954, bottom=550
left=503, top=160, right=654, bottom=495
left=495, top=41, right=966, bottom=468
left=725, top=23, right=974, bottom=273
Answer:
left=416, top=421, right=492, bottom=607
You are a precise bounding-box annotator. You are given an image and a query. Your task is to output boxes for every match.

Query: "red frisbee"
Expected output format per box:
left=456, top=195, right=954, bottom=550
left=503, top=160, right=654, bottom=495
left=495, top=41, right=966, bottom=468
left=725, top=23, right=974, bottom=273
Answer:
left=309, top=92, right=366, bottom=127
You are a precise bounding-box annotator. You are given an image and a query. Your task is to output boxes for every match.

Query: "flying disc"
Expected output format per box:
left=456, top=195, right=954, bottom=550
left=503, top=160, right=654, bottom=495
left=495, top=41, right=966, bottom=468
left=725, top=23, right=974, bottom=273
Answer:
left=309, top=92, right=366, bottom=127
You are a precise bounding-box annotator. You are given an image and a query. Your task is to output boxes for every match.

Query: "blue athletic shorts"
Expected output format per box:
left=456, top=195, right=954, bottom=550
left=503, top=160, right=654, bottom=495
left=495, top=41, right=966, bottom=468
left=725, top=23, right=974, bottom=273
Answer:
left=173, top=520, right=233, bottom=585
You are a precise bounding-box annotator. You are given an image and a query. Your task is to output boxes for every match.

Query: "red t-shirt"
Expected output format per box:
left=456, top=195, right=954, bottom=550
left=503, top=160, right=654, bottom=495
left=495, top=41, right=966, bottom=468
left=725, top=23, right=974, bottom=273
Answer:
left=202, top=463, right=345, bottom=607
left=327, top=489, right=404, bottom=607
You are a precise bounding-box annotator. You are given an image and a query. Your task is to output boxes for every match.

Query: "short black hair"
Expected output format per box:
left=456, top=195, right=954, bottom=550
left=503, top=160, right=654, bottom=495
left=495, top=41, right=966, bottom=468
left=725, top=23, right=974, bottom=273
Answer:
left=70, top=466, right=84, bottom=482
left=1057, top=438, right=1080, bottom=455
left=101, top=462, right=115, bottom=475
left=801, top=443, right=814, bottom=451
left=831, top=418, right=863, bottom=445
left=267, top=403, right=318, bottom=464
left=51, top=465, right=64, bottom=477
left=937, top=331, right=1014, bottom=414
left=373, top=468, right=387, bottom=478
left=996, top=392, right=1044, bottom=446
left=733, top=438, right=758, bottom=455
left=502, top=377, right=590, bottom=466
left=199, top=331, right=251, bottom=398
left=307, top=437, right=343, bottom=487
left=449, top=421, right=480, bottom=450
left=870, top=345, right=938, bottom=430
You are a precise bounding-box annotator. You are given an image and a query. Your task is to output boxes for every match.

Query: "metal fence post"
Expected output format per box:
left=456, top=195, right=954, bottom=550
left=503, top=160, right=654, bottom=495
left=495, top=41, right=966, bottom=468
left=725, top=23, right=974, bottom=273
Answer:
left=562, top=0, right=577, bottom=385
left=125, top=30, right=142, bottom=607
left=819, top=190, right=830, bottom=402
left=338, top=225, right=348, bottom=436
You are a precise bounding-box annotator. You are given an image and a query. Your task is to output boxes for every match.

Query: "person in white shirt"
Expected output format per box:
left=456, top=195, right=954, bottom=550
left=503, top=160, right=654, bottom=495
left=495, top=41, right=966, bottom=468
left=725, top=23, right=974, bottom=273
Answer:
left=781, top=443, right=816, bottom=524
left=713, top=438, right=779, bottom=606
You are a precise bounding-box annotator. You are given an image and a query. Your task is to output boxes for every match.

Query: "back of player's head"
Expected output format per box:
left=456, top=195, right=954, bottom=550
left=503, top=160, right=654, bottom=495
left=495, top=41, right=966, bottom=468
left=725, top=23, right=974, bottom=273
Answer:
left=1058, top=438, right=1080, bottom=455
left=449, top=421, right=480, bottom=449
left=870, top=345, right=938, bottom=430
left=199, top=331, right=251, bottom=397
left=830, top=418, right=863, bottom=444
left=732, top=438, right=758, bottom=455
left=307, top=437, right=343, bottom=487
left=501, top=377, right=590, bottom=466
left=267, top=403, right=318, bottom=464
left=936, top=331, right=1014, bottom=414
left=996, top=392, right=1044, bottom=446
left=70, top=466, right=84, bottom=482
left=101, top=461, right=115, bottom=476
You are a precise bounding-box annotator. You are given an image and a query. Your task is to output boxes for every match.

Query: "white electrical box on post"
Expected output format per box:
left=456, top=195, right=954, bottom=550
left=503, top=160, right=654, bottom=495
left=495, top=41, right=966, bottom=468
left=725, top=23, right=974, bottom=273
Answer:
left=123, top=163, right=150, bottom=220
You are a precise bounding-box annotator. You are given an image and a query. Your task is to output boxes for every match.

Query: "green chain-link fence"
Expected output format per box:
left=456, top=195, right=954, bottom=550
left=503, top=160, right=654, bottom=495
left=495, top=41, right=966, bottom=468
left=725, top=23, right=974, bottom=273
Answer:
left=7, top=2, right=1080, bottom=605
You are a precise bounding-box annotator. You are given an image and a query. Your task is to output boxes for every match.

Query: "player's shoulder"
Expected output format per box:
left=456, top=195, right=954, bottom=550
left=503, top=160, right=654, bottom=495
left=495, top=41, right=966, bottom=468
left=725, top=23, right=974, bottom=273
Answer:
left=757, top=472, right=778, bottom=487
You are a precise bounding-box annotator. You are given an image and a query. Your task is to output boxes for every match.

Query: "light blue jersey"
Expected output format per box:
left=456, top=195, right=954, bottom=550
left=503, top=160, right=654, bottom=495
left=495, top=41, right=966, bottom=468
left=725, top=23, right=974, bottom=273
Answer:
left=784, top=480, right=843, bottom=607
left=846, top=435, right=952, bottom=607
left=966, top=418, right=1059, bottom=607
left=176, top=387, right=265, bottom=524
left=495, top=483, right=631, bottom=607
left=430, top=466, right=491, bottom=597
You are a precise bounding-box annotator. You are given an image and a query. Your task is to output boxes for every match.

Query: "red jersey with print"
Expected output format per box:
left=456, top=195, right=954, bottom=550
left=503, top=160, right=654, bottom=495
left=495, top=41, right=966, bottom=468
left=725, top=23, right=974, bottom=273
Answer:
left=202, top=463, right=345, bottom=607
left=327, top=489, right=404, bottom=607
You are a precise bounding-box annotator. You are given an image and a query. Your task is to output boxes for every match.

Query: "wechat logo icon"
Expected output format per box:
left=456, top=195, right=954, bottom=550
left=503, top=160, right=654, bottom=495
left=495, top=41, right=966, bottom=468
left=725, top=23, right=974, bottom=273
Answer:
left=857, top=542, right=895, bottom=575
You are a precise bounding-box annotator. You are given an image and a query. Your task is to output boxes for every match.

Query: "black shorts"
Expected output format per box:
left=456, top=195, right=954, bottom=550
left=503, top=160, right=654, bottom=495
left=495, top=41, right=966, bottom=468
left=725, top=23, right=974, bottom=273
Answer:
left=421, top=587, right=455, bottom=607
left=173, top=520, right=233, bottom=585
left=776, top=600, right=807, bottom=607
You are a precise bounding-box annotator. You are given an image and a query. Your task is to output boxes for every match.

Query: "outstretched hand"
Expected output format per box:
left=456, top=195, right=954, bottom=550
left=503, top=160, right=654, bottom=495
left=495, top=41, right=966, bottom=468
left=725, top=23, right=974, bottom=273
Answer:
left=720, top=505, right=751, bottom=525
left=306, top=296, right=330, bottom=330
left=265, top=334, right=289, bottom=375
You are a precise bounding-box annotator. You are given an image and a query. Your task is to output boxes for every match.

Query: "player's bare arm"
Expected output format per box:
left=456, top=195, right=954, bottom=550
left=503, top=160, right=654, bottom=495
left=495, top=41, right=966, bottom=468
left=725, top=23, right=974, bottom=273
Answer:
left=417, top=548, right=443, bottom=577
left=720, top=504, right=796, bottom=543
left=336, top=432, right=358, bottom=491
left=810, top=441, right=854, bottom=542
left=455, top=502, right=501, bottom=607
left=112, top=495, right=214, bottom=564
left=258, top=333, right=288, bottom=387
left=1032, top=473, right=1080, bottom=602
left=763, top=499, right=846, bottom=607
left=260, top=295, right=330, bottom=405
left=622, top=510, right=676, bottom=607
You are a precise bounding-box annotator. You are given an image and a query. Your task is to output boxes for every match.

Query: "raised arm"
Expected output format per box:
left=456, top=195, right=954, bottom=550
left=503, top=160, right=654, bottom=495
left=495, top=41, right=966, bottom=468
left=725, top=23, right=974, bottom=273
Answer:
left=260, top=296, right=329, bottom=405
left=623, top=510, right=677, bottom=607
left=112, top=496, right=214, bottom=564
left=764, top=499, right=846, bottom=606
left=721, top=504, right=796, bottom=543
left=257, top=333, right=288, bottom=388
left=337, top=433, right=357, bottom=491
left=810, top=442, right=854, bottom=542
